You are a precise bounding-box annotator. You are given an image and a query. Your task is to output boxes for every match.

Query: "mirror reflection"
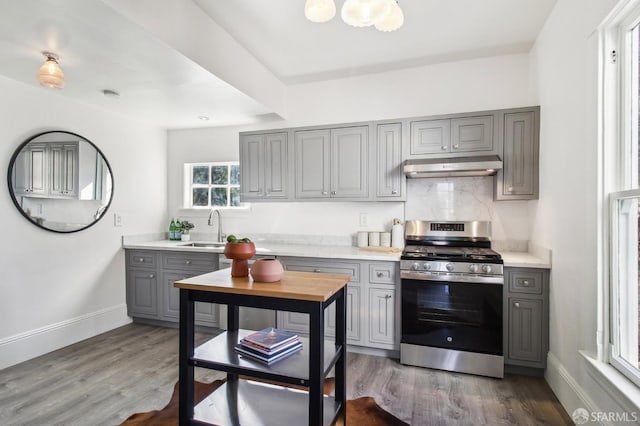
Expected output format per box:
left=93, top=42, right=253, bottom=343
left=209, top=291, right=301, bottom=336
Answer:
left=8, top=131, right=113, bottom=233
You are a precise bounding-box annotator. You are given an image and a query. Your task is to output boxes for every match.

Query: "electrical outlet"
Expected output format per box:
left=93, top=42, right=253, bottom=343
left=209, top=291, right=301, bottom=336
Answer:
left=359, top=213, right=368, bottom=226
left=114, top=213, right=123, bottom=227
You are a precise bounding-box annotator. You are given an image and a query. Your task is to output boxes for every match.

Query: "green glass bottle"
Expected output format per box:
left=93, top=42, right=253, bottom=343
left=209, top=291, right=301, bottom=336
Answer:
left=169, top=219, right=176, bottom=240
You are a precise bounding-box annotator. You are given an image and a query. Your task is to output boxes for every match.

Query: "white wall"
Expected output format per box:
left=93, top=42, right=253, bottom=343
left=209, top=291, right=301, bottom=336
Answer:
left=529, top=0, right=636, bottom=419
left=0, top=76, right=167, bottom=368
left=167, top=54, right=537, bottom=242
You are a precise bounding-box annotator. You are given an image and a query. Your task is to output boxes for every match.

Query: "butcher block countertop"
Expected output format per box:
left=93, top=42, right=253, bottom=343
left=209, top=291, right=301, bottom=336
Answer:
left=174, top=268, right=351, bottom=302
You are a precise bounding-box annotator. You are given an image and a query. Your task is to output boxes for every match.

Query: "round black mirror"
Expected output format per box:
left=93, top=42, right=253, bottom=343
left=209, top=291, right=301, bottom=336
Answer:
left=7, top=131, right=114, bottom=233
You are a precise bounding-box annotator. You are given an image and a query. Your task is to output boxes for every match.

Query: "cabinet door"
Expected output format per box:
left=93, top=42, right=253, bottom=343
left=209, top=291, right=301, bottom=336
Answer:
left=162, top=271, right=217, bottom=326
left=325, top=286, right=361, bottom=343
left=507, top=298, right=543, bottom=363
left=368, top=286, right=395, bottom=346
left=264, top=133, right=289, bottom=199
left=376, top=123, right=403, bottom=199
left=239, top=134, right=265, bottom=199
left=410, top=119, right=451, bottom=155
left=330, top=126, right=369, bottom=198
left=13, top=144, right=48, bottom=196
left=496, top=111, right=539, bottom=200
left=295, top=129, right=330, bottom=198
left=126, top=269, right=158, bottom=318
left=50, top=143, right=78, bottom=198
left=451, top=115, right=494, bottom=153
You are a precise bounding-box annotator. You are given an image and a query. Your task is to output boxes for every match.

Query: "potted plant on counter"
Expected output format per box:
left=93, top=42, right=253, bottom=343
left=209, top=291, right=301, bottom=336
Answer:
left=224, top=234, right=256, bottom=277
left=177, top=220, right=195, bottom=241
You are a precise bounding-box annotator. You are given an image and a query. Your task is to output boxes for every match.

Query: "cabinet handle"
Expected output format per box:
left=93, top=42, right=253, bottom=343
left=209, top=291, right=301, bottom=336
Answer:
left=384, top=295, right=392, bottom=299
left=522, top=280, right=530, bottom=286
left=507, top=186, right=514, bottom=193
left=391, top=190, right=398, bottom=195
left=441, top=146, right=447, bottom=151
left=149, top=274, right=154, bottom=279
left=322, top=191, right=328, bottom=195
left=514, top=302, right=520, bottom=308
left=313, top=269, right=321, bottom=273
left=138, top=258, right=144, bottom=262
left=185, top=260, right=191, bottom=265
left=453, top=144, right=459, bottom=149
left=376, top=272, right=384, bottom=278
left=331, top=191, right=337, bottom=195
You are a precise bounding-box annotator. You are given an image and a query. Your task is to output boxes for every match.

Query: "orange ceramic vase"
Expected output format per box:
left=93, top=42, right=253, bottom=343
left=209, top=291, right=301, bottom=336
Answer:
left=223, top=242, right=256, bottom=277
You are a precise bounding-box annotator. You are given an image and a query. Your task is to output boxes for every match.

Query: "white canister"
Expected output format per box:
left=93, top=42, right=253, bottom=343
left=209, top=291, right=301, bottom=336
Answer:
left=357, top=231, right=368, bottom=247
left=380, top=232, right=391, bottom=247
left=392, top=221, right=404, bottom=249
left=368, top=231, right=380, bottom=247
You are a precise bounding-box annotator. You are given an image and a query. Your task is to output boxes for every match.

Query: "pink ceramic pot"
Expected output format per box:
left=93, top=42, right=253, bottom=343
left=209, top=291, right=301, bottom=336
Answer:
left=250, top=258, right=284, bottom=283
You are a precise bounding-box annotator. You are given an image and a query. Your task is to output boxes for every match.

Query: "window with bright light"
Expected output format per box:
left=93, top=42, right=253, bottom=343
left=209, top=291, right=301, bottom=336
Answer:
left=606, top=2, right=640, bottom=388
left=185, top=162, right=243, bottom=208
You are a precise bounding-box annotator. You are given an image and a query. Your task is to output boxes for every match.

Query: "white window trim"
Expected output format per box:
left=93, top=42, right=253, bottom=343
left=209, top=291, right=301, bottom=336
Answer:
left=600, top=0, right=640, bottom=391
left=182, top=162, right=248, bottom=210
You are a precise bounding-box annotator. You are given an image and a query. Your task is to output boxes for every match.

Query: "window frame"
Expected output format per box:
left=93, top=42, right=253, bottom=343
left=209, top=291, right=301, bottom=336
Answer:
left=602, top=0, right=640, bottom=389
left=184, top=161, right=244, bottom=209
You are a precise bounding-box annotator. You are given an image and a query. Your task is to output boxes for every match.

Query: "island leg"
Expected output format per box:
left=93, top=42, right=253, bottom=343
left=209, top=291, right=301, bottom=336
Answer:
left=308, top=302, right=324, bottom=426
left=179, top=289, right=195, bottom=426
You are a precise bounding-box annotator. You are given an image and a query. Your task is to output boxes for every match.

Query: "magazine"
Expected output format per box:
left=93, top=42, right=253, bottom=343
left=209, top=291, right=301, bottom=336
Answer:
left=235, top=341, right=303, bottom=365
left=239, top=337, right=301, bottom=355
left=241, top=327, right=299, bottom=350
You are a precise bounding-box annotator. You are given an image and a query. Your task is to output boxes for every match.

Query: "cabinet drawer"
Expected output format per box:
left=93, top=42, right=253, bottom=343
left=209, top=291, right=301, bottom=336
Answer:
left=508, top=270, right=543, bottom=295
left=281, top=258, right=360, bottom=283
left=127, top=250, right=158, bottom=269
left=162, top=252, right=218, bottom=272
left=369, top=263, right=397, bottom=285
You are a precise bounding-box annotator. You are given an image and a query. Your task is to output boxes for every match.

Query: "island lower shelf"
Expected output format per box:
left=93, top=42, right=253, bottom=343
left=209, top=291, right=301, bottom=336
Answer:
left=194, top=379, right=340, bottom=426
left=193, top=329, right=342, bottom=387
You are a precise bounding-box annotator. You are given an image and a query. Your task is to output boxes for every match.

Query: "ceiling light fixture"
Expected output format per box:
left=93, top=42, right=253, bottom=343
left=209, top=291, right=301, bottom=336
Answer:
left=305, top=0, right=403, bottom=31
left=304, top=0, right=336, bottom=23
left=37, top=51, right=65, bottom=89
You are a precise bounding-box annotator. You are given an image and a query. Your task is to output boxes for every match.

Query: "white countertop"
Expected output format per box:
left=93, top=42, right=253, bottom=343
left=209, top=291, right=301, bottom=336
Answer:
left=122, top=239, right=402, bottom=262
left=122, top=238, right=551, bottom=268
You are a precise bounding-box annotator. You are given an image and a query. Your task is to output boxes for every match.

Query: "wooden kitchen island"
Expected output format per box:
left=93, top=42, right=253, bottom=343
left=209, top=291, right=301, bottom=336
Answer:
left=175, top=268, right=350, bottom=426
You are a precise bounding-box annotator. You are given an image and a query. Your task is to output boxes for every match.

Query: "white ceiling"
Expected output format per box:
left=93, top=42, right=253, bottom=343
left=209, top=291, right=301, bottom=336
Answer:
left=0, top=0, right=556, bottom=130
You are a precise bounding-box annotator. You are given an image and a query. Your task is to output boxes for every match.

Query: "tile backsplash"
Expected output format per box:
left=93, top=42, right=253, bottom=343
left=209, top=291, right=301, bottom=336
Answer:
left=404, top=176, right=530, bottom=241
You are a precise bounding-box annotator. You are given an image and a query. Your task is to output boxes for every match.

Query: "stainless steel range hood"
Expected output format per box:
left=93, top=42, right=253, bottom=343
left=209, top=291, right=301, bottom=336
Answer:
left=404, top=155, right=503, bottom=178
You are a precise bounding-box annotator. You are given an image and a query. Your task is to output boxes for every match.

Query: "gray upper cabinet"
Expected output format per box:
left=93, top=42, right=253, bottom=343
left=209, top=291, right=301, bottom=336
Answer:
left=13, top=143, right=48, bottom=196
left=451, top=115, right=494, bottom=153
left=376, top=122, right=403, bottom=199
left=295, top=126, right=369, bottom=199
left=410, top=119, right=450, bottom=155
left=495, top=108, right=540, bottom=200
left=409, top=114, right=497, bottom=157
left=49, top=143, right=79, bottom=198
left=240, top=132, right=289, bottom=201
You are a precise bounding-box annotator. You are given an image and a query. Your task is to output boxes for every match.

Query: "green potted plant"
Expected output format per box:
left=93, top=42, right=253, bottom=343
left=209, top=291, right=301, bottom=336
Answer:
left=224, top=234, right=256, bottom=277
left=177, top=220, right=195, bottom=241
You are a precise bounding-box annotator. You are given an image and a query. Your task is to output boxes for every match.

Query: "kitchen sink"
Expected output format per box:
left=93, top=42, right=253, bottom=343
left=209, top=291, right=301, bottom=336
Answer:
left=178, top=242, right=226, bottom=248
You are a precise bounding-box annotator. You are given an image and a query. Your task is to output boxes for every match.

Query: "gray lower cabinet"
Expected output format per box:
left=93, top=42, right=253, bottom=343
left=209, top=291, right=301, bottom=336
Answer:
left=239, top=132, right=289, bottom=201
left=375, top=122, right=403, bottom=200
left=294, top=126, right=369, bottom=199
left=504, top=267, right=549, bottom=369
left=125, top=249, right=219, bottom=327
left=495, top=107, right=540, bottom=200
left=275, top=257, right=398, bottom=351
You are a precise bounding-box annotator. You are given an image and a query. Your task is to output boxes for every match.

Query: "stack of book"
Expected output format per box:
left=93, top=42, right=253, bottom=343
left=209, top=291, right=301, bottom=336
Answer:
left=235, top=327, right=302, bottom=365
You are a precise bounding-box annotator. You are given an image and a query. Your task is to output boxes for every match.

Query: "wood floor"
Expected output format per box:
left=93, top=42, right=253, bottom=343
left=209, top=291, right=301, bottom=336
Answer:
left=0, top=323, right=572, bottom=426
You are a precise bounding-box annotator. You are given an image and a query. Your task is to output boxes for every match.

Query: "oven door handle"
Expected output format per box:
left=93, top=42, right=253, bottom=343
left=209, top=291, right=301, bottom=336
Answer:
left=400, top=270, right=504, bottom=285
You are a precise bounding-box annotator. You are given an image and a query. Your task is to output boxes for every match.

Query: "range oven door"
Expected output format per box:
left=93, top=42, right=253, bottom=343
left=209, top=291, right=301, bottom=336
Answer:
left=401, top=276, right=503, bottom=356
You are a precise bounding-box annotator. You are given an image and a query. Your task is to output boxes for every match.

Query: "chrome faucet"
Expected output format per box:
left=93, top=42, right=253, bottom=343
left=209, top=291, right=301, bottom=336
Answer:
left=208, top=208, right=223, bottom=242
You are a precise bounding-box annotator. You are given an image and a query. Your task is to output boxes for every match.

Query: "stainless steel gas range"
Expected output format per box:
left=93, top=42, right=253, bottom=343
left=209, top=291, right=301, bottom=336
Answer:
left=400, top=220, right=504, bottom=378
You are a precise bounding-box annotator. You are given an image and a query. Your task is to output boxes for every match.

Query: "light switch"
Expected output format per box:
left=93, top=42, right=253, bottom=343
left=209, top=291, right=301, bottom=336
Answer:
left=114, top=213, right=123, bottom=227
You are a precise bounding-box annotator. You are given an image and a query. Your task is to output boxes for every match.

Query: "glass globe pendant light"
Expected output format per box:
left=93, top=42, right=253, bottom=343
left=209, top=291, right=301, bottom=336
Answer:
left=341, top=0, right=391, bottom=27
left=375, top=0, right=403, bottom=32
left=37, top=52, right=65, bottom=89
left=305, top=0, right=336, bottom=23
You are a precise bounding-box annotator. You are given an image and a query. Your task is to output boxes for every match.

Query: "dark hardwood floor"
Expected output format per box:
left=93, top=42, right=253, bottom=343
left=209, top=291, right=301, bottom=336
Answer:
left=0, top=323, right=572, bottom=425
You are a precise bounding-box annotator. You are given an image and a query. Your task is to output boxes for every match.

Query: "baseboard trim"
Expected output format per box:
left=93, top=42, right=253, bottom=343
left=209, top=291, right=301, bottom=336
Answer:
left=545, top=351, right=601, bottom=423
left=0, top=304, right=131, bottom=369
